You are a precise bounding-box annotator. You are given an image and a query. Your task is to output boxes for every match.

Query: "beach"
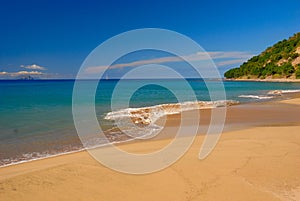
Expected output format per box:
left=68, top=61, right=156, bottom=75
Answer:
left=1, top=1, right=300, bottom=201
left=1, top=97, right=300, bottom=201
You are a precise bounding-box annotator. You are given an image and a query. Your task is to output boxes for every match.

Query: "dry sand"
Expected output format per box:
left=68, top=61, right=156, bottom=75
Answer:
left=0, top=99, right=300, bottom=201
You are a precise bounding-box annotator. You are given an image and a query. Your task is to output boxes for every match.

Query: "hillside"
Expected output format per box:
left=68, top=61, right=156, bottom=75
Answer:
left=224, top=32, right=300, bottom=80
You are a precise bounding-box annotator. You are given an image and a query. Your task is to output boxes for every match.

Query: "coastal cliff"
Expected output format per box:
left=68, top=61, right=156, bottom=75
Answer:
left=224, top=32, right=300, bottom=81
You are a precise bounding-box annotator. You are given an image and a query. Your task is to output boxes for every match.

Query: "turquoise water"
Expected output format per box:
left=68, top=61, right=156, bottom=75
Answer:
left=1, top=79, right=300, bottom=166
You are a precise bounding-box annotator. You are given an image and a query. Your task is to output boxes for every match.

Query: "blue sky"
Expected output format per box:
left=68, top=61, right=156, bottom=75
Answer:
left=0, top=0, right=300, bottom=78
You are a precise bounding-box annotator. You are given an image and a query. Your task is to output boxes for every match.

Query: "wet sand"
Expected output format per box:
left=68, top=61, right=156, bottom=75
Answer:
left=0, top=98, right=300, bottom=201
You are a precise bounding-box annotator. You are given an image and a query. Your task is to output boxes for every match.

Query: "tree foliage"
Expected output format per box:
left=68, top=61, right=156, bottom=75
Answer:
left=224, top=32, right=300, bottom=79
left=296, top=64, right=300, bottom=79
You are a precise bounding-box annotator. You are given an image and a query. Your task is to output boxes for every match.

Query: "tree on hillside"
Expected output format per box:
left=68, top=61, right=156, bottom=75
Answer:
left=224, top=32, right=300, bottom=79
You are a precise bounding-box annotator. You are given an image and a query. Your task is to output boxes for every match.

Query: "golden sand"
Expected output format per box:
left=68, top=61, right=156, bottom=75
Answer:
left=1, top=99, right=300, bottom=201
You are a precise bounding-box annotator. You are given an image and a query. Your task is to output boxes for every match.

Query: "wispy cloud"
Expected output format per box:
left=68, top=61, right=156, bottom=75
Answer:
left=0, top=63, right=49, bottom=78
left=215, top=59, right=247, bottom=66
left=21, top=64, right=47, bottom=70
left=84, top=51, right=254, bottom=74
left=207, top=51, right=253, bottom=59
left=0, top=70, right=43, bottom=77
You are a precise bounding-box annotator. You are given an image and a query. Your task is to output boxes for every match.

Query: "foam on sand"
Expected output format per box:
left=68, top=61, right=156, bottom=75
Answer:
left=105, top=100, right=239, bottom=126
left=239, top=95, right=273, bottom=100
left=268, top=89, right=300, bottom=95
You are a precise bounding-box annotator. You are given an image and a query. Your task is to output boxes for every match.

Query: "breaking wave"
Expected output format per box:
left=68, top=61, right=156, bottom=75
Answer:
left=241, top=89, right=300, bottom=100
left=268, top=89, right=300, bottom=95
left=239, top=95, right=273, bottom=100
left=104, top=100, right=239, bottom=139
left=105, top=100, right=239, bottom=126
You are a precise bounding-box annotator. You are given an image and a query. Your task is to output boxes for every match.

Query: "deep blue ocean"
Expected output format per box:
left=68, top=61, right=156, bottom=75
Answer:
left=1, top=79, right=300, bottom=166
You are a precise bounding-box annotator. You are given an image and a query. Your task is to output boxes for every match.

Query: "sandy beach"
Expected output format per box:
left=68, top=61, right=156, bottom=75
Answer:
left=1, top=98, right=300, bottom=201
left=225, top=78, right=300, bottom=83
left=1, top=1, right=300, bottom=201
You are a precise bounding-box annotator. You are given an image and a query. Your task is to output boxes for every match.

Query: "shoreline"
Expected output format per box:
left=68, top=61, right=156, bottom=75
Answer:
left=1, top=93, right=300, bottom=169
left=1, top=97, right=300, bottom=200
left=225, top=78, right=300, bottom=82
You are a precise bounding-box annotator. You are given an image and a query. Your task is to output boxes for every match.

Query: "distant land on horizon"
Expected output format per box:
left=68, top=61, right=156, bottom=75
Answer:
left=224, top=32, right=300, bottom=81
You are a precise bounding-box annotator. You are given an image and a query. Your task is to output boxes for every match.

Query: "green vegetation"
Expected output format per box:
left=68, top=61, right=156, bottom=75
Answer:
left=224, top=32, right=300, bottom=79
left=296, top=64, right=300, bottom=79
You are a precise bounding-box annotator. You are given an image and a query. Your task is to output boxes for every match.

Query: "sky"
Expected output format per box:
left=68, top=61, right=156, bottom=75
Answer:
left=0, top=0, right=300, bottom=78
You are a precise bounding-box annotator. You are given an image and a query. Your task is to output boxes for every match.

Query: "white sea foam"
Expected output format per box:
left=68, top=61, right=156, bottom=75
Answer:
left=0, top=139, right=136, bottom=168
left=104, top=100, right=239, bottom=139
left=0, top=149, right=85, bottom=168
left=105, top=100, right=239, bottom=125
left=281, top=89, right=300, bottom=93
left=238, top=95, right=273, bottom=100
left=267, top=89, right=300, bottom=95
left=241, top=89, right=300, bottom=100
left=1, top=100, right=239, bottom=168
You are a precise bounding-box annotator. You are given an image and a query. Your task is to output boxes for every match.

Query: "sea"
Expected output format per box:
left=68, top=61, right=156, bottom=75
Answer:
left=1, top=79, right=300, bottom=167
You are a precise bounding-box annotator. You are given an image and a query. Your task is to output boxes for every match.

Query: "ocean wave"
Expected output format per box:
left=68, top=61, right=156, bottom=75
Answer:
left=267, top=89, right=300, bottom=95
left=238, top=95, right=273, bottom=100
left=0, top=149, right=84, bottom=168
left=0, top=137, right=139, bottom=168
left=105, top=100, right=239, bottom=126
left=281, top=89, right=300, bottom=93
left=104, top=100, right=239, bottom=139
left=1, top=100, right=239, bottom=168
